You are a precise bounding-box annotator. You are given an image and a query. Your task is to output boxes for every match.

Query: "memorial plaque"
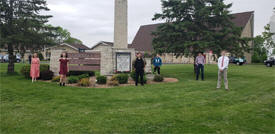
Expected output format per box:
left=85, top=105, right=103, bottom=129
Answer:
left=116, top=53, right=131, bottom=72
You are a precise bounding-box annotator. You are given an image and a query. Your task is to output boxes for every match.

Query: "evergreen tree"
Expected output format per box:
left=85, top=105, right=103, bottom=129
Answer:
left=152, top=0, right=251, bottom=62
left=0, top=0, right=53, bottom=73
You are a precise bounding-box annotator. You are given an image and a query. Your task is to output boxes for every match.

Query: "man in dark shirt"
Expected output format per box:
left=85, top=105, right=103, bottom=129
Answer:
left=134, top=52, right=145, bottom=86
left=28, top=54, right=32, bottom=64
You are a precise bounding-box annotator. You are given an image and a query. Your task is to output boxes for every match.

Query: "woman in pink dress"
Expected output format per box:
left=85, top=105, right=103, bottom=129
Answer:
left=59, top=52, right=69, bottom=86
left=30, top=53, right=40, bottom=83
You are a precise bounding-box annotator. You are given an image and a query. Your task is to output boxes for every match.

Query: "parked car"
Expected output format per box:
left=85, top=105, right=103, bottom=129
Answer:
left=264, top=58, right=275, bottom=67
left=3, top=54, right=21, bottom=63
left=229, top=57, right=246, bottom=65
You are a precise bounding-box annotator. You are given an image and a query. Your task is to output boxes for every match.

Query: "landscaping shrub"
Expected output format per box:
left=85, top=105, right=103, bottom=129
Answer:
left=78, top=78, right=90, bottom=87
left=68, top=71, right=95, bottom=77
left=96, top=76, right=107, bottom=84
left=130, top=71, right=147, bottom=84
left=78, top=74, right=90, bottom=79
left=114, top=74, right=129, bottom=84
left=153, top=75, right=164, bottom=82
left=52, top=76, right=60, bottom=82
left=39, top=70, right=54, bottom=80
left=68, top=76, right=80, bottom=84
left=20, top=65, right=31, bottom=79
left=110, top=75, right=116, bottom=81
left=107, top=80, right=119, bottom=86
left=40, top=64, right=50, bottom=72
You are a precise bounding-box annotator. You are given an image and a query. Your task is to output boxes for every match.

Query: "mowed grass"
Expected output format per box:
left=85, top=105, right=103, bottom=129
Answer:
left=0, top=63, right=274, bottom=134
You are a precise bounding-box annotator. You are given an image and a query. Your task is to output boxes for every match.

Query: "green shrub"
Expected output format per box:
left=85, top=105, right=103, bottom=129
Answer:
left=40, top=64, right=50, bottom=72
left=78, top=74, right=90, bottom=79
left=107, top=80, right=119, bottom=86
left=114, top=74, right=129, bottom=84
left=20, top=65, right=31, bottom=79
left=68, top=71, right=95, bottom=77
left=68, top=76, right=80, bottom=84
left=130, top=71, right=147, bottom=84
left=79, top=78, right=90, bottom=87
left=95, top=71, right=100, bottom=77
left=153, top=75, right=164, bottom=82
left=39, top=70, right=54, bottom=80
left=52, top=76, right=60, bottom=82
left=96, top=76, right=107, bottom=84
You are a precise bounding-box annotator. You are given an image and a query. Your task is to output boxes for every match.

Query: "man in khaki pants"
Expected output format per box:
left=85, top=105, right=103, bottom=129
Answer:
left=217, top=50, right=229, bottom=90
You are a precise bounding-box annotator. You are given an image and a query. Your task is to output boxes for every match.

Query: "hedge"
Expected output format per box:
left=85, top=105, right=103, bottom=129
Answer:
left=153, top=75, right=164, bottom=82
left=96, top=76, right=107, bottom=84
left=39, top=70, right=54, bottom=80
left=68, top=76, right=80, bottom=84
left=114, top=74, right=129, bottom=84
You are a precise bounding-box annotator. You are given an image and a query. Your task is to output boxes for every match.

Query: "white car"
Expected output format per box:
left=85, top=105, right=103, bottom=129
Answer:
left=3, top=54, right=21, bottom=63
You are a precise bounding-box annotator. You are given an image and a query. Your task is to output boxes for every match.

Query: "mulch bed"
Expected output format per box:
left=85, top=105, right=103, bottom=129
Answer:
left=67, top=77, right=179, bottom=88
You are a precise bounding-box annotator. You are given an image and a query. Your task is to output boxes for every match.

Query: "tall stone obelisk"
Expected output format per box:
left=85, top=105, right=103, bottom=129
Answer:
left=99, top=0, right=150, bottom=75
left=114, top=0, right=128, bottom=48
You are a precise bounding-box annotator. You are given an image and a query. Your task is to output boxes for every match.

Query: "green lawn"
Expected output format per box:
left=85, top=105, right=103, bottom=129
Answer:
left=0, top=63, right=274, bottom=134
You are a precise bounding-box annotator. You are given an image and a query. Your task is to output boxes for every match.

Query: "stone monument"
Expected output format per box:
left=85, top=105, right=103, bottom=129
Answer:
left=100, top=0, right=136, bottom=75
left=114, top=0, right=128, bottom=49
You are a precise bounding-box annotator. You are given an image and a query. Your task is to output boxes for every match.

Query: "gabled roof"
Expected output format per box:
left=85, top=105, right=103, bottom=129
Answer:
left=48, top=43, right=90, bottom=50
left=131, top=11, right=254, bottom=52
left=69, top=43, right=90, bottom=50
left=91, top=41, right=132, bottom=49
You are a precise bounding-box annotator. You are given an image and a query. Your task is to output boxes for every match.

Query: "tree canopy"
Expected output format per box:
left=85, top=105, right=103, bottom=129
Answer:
left=152, top=0, right=251, bottom=59
left=252, top=24, right=275, bottom=63
left=0, top=0, right=54, bottom=73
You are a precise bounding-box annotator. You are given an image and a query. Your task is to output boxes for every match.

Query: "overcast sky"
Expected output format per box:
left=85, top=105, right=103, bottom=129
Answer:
left=45, top=0, right=275, bottom=47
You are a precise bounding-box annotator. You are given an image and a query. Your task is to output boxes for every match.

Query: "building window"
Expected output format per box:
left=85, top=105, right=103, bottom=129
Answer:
left=79, top=49, right=85, bottom=53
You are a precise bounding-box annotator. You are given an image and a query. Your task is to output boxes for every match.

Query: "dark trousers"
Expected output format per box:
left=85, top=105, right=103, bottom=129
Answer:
left=135, top=70, right=144, bottom=86
left=196, top=64, right=204, bottom=80
left=154, top=66, right=160, bottom=74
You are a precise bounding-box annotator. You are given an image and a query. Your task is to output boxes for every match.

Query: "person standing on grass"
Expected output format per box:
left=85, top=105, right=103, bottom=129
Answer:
left=217, top=50, right=230, bottom=90
left=59, top=52, right=69, bottom=86
left=28, top=54, right=32, bottom=64
left=153, top=54, right=162, bottom=74
left=30, top=53, right=40, bottom=83
left=134, top=52, right=146, bottom=86
left=195, top=52, right=205, bottom=80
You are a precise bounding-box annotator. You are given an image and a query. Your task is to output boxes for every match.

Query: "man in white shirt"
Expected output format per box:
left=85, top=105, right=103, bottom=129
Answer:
left=217, top=50, right=230, bottom=90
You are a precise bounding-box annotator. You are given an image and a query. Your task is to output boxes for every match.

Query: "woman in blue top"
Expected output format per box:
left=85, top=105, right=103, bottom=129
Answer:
left=153, top=54, right=162, bottom=74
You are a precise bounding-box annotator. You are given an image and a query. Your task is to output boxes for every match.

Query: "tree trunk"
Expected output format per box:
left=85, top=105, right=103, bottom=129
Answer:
left=7, top=44, right=15, bottom=73
left=193, top=56, right=197, bottom=74
left=20, top=48, right=26, bottom=63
